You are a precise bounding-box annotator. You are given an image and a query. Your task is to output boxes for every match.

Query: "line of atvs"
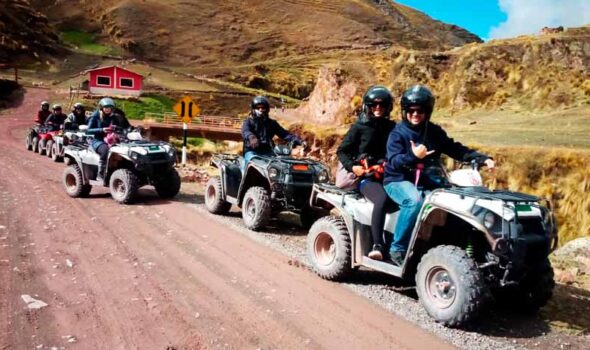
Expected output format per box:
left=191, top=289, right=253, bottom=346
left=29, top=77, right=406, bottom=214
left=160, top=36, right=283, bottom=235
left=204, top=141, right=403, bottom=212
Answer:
left=25, top=125, right=559, bottom=328
left=26, top=124, right=180, bottom=204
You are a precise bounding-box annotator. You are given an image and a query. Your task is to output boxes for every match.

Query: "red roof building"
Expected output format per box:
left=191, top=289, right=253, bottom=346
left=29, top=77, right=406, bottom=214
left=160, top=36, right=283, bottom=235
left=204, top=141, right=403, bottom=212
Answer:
left=87, top=66, right=143, bottom=97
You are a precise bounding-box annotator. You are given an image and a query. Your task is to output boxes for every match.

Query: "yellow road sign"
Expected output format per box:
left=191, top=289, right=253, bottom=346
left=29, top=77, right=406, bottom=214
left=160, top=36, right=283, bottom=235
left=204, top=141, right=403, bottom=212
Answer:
left=173, top=96, right=200, bottom=124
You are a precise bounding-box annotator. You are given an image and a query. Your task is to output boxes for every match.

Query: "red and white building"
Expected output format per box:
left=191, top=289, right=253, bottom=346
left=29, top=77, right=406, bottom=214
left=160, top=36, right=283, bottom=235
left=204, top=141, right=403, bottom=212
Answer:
left=87, top=66, right=143, bottom=97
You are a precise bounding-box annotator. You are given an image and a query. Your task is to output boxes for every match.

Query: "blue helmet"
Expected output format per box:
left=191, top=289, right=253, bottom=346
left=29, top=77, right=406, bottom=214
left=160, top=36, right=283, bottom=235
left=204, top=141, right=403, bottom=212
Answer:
left=98, top=97, right=116, bottom=109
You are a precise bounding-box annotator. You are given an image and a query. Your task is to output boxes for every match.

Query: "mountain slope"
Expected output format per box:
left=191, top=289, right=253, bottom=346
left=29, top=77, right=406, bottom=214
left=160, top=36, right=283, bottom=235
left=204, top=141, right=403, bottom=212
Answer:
left=0, top=0, right=62, bottom=65
left=31, top=0, right=481, bottom=65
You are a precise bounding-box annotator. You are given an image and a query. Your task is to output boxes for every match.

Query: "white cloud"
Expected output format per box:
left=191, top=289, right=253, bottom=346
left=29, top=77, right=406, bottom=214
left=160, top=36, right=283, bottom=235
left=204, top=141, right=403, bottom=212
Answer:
left=488, top=0, right=590, bottom=39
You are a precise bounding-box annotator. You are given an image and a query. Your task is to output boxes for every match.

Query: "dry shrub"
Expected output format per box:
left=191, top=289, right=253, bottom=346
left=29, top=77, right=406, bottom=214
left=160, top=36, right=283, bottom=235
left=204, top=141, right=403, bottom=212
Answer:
left=479, top=146, right=590, bottom=244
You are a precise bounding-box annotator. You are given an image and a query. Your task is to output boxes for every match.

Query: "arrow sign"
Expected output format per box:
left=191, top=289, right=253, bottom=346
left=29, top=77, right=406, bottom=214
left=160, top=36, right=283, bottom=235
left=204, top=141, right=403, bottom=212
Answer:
left=173, top=96, right=201, bottom=124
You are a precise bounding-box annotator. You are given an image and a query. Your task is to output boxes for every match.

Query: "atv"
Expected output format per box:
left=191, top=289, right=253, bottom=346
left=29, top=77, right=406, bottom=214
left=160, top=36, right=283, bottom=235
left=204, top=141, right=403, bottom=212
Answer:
left=62, top=126, right=181, bottom=204
left=307, top=161, right=558, bottom=327
left=205, top=142, right=331, bottom=230
left=25, top=124, right=59, bottom=155
left=48, top=129, right=88, bottom=163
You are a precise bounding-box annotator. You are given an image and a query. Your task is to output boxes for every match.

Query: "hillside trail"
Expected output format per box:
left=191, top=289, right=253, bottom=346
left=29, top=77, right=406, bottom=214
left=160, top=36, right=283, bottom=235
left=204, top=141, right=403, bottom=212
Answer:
left=0, top=88, right=454, bottom=349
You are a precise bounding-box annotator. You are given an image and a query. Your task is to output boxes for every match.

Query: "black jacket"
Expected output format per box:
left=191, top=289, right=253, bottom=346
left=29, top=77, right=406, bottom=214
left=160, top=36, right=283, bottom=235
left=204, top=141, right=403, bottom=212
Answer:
left=384, top=120, right=489, bottom=185
left=241, top=115, right=300, bottom=154
left=336, top=113, right=396, bottom=172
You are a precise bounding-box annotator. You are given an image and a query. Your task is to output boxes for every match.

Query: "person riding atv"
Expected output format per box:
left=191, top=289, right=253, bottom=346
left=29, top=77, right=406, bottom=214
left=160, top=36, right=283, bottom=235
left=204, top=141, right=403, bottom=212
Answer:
left=64, top=102, right=87, bottom=131
left=63, top=125, right=181, bottom=204
left=86, top=98, right=127, bottom=181
left=241, top=95, right=306, bottom=169
left=205, top=96, right=330, bottom=230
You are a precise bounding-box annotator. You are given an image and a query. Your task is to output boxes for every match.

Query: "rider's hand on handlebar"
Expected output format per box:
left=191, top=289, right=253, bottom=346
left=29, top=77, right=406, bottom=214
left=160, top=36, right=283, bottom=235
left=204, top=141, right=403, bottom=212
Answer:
left=103, top=126, right=113, bottom=133
left=248, top=134, right=259, bottom=148
left=352, top=165, right=365, bottom=177
left=410, top=140, right=435, bottom=159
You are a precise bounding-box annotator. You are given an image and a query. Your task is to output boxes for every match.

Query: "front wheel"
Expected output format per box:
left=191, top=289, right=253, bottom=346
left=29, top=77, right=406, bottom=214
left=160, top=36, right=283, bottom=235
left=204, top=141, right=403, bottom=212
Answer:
left=154, top=169, right=181, bottom=199
left=39, top=139, right=47, bottom=155
left=307, top=216, right=352, bottom=281
left=109, top=169, right=139, bottom=204
left=51, top=143, right=62, bottom=162
left=63, top=165, right=91, bottom=198
left=241, top=186, right=271, bottom=231
left=416, top=245, right=489, bottom=327
left=204, top=176, right=231, bottom=215
left=46, top=140, right=54, bottom=158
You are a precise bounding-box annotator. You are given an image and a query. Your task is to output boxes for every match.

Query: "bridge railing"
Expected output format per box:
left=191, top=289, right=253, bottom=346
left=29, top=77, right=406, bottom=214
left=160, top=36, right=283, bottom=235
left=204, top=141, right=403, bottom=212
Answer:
left=142, top=112, right=243, bottom=129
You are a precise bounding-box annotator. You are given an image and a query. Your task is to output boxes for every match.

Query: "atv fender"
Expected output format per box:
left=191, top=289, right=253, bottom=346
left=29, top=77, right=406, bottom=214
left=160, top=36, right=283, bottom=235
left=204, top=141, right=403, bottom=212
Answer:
left=237, top=165, right=270, bottom=206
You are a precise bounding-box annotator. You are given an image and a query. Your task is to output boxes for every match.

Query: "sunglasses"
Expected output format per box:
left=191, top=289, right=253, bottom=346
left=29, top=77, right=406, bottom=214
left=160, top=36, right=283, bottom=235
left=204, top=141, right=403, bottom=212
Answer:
left=407, top=108, right=425, bottom=115
left=369, top=102, right=388, bottom=108
left=254, top=105, right=268, bottom=110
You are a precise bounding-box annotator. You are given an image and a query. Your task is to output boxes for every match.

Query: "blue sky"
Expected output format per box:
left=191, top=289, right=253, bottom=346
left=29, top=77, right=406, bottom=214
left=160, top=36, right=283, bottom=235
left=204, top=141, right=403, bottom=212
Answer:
left=395, top=0, right=590, bottom=40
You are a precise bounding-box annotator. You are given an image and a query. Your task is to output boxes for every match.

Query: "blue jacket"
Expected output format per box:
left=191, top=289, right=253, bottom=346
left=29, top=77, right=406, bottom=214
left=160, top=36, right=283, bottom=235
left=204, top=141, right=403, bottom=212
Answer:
left=86, top=112, right=124, bottom=149
left=241, top=115, right=300, bottom=154
left=384, top=120, right=489, bottom=185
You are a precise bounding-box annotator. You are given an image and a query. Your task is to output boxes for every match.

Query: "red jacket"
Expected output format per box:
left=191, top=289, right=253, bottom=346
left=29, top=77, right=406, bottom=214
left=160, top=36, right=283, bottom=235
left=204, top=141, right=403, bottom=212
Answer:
left=35, top=110, right=51, bottom=124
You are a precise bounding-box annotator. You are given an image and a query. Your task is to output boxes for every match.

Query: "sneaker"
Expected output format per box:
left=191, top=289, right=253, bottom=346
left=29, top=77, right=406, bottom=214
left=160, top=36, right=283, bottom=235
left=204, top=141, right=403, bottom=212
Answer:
left=389, top=250, right=406, bottom=266
left=368, top=244, right=383, bottom=261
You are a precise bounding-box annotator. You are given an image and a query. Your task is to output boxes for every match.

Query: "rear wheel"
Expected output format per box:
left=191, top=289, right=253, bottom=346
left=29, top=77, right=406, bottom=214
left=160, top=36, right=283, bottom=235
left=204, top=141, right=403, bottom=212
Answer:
left=109, top=169, right=139, bottom=204
left=32, top=136, right=39, bottom=153
left=39, top=139, right=47, bottom=155
left=204, top=176, right=231, bottom=214
left=154, top=169, right=181, bottom=199
left=46, top=140, right=54, bottom=158
left=26, top=134, right=32, bottom=150
left=63, top=165, right=91, bottom=198
left=307, top=216, right=352, bottom=281
left=416, top=245, right=488, bottom=327
left=241, top=186, right=271, bottom=231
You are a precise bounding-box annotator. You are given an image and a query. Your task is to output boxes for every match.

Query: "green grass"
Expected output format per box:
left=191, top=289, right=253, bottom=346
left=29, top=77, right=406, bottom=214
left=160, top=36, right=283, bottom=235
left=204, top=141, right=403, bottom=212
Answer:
left=117, top=95, right=175, bottom=120
left=61, top=30, right=117, bottom=56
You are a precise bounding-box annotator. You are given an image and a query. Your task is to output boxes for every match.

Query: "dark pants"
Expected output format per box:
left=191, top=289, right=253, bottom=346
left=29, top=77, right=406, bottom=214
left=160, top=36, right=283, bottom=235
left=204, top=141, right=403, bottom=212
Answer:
left=95, top=142, right=109, bottom=163
left=359, top=180, right=391, bottom=248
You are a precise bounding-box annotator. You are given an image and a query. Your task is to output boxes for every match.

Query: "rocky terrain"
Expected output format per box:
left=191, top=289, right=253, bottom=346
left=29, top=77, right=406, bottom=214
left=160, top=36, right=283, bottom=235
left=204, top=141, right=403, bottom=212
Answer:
left=0, top=0, right=63, bottom=65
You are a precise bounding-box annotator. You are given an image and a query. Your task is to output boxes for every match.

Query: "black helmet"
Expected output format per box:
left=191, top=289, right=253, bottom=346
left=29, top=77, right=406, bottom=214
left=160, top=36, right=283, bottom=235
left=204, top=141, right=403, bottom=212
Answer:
left=73, top=102, right=84, bottom=110
left=362, top=86, right=393, bottom=118
left=400, top=85, right=435, bottom=121
left=250, top=95, right=270, bottom=119
left=41, top=101, right=50, bottom=109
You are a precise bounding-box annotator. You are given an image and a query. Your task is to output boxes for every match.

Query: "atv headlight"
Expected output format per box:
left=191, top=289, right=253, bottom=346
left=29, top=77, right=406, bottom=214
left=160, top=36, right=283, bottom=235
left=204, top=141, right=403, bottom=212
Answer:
left=167, top=147, right=177, bottom=160
left=130, top=151, right=141, bottom=160
left=483, top=211, right=496, bottom=229
left=317, top=169, right=329, bottom=183
left=268, top=166, right=280, bottom=180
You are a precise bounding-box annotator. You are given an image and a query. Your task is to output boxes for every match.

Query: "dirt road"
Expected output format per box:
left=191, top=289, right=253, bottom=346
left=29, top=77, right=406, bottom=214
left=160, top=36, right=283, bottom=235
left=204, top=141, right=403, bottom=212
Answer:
left=0, top=88, right=455, bottom=349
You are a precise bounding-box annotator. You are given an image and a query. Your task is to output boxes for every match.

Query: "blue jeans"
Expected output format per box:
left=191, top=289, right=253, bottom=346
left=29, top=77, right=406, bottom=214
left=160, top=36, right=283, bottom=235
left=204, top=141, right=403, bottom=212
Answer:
left=384, top=181, right=424, bottom=253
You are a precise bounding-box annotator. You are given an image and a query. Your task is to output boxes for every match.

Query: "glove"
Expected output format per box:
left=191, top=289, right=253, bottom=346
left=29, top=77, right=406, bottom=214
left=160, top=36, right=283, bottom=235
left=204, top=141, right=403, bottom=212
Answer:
left=248, top=134, right=259, bottom=149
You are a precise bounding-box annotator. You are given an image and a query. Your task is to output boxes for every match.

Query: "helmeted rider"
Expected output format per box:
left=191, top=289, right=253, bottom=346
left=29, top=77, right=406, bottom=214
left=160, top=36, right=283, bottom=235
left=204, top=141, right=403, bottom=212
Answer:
left=35, top=101, right=51, bottom=124
left=45, top=104, right=67, bottom=131
left=64, top=102, right=87, bottom=130
left=241, top=95, right=304, bottom=170
left=336, top=85, right=396, bottom=260
left=383, top=85, right=495, bottom=265
left=86, top=97, right=127, bottom=180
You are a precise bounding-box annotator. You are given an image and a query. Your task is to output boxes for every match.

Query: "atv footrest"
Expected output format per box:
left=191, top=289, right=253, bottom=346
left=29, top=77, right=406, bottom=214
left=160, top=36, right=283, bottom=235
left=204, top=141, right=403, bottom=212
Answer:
left=361, top=257, right=403, bottom=277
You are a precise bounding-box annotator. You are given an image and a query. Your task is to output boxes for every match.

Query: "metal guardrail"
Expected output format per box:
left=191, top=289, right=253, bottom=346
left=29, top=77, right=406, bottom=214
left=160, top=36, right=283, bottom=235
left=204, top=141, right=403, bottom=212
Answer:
left=142, top=112, right=243, bottom=129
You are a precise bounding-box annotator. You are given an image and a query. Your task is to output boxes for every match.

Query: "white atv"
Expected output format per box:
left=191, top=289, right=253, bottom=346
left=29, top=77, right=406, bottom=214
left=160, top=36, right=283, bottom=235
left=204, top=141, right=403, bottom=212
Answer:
left=307, top=162, right=557, bottom=327
left=62, top=126, right=181, bottom=204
